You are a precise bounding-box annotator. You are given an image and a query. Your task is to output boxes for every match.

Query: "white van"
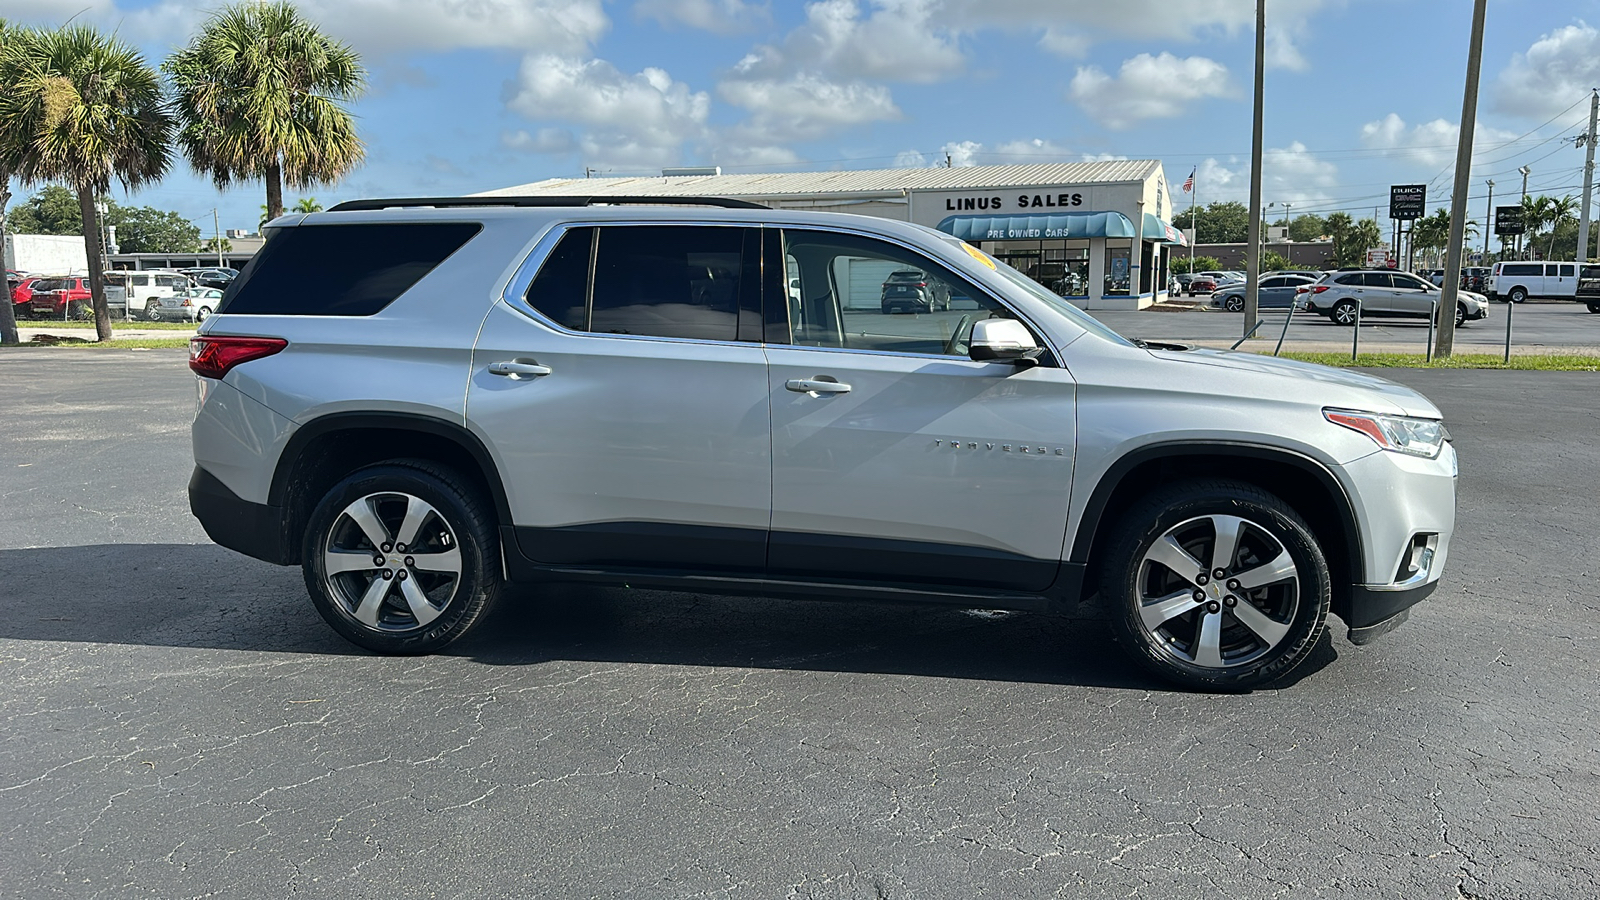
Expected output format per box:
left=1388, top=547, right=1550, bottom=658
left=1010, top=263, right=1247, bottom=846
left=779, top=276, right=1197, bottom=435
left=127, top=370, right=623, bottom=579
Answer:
left=107, top=270, right=191, bottom=318
left=1488, top=261, right=1580, bottom=303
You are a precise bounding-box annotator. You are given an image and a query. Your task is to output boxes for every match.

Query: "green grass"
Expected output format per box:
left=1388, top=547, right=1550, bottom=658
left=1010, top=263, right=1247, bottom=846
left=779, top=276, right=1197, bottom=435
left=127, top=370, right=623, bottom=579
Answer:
left=1269, top=351, right=1600, bottom=371
left=2, top=336, right=190, bottom=350
left=15, top=319, right=196, bottom=330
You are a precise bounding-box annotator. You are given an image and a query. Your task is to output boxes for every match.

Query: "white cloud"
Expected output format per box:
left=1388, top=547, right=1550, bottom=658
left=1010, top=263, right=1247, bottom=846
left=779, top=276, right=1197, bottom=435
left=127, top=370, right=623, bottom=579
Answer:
left=1493, top=22, right=1600, bottom=119
left=507, top=55, right=710, bottom=168
left=1180, top=144, right=1338, bottom=209
left=634, top=0, right=768, bottom=34
left=1069, top=53, right=1232, bottom=130
left=502, top=128, right=578, bottom=154
left=8, top=0, right=609, bottom=56
left=719, top=67, right=902, bottom=144
left=1038, top=27, right=1089, bottom=58
left=893, top=149, right=930, bottom=168
left=733, top=0, right=964, bottom=85
left=1359, top=113, right=1524, bottom=168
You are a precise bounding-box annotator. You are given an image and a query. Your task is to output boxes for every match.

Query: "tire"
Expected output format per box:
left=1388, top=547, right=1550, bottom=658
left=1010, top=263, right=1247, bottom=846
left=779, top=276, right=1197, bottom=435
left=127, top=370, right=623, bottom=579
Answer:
left=195, top=306, right=211, bottom=323
left=1331, top=299, right=1359, bottom=325
left=1224, top=295, right=1244, bottom=312
left=1508, top=287, right=1527, bottom=304
left=1587, top=302, right=1600, bottom=314
left=146, top=301, right=162, bottom=321
left=1099, top=479, right=1331, bottom=691
left=1455, top=304, right=1466, bottom=328
left=302, top=460, right=501, bottom=654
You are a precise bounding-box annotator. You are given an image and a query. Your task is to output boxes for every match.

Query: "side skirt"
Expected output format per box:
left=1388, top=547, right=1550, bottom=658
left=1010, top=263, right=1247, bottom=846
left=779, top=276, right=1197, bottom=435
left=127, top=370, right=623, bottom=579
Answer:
left=500, top=526, right=1084, bottom=613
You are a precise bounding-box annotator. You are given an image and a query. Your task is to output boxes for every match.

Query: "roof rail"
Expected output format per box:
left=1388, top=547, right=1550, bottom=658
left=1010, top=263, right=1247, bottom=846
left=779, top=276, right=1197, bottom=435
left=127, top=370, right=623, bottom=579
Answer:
left=326, top=195, right=768, bottom=212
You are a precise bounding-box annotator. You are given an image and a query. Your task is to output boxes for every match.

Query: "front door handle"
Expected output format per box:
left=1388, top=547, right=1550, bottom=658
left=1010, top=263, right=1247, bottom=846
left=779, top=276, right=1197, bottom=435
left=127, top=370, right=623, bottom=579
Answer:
left=785, top=377, right=851, bottom=394
left=488, top=359, right=552, bottom=379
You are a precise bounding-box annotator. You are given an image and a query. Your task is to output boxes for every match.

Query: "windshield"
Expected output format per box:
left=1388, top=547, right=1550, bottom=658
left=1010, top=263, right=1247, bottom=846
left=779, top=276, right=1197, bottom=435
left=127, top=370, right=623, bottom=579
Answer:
left=942, top=237, right=1135, bottom=348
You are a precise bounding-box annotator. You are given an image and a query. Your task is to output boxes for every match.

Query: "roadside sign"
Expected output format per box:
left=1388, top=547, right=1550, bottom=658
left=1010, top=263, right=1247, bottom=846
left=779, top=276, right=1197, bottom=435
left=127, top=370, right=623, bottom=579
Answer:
left=1495, top=205, right=1525, bottom=235
left=1366, top=248, right=1390, bottom=267
left=1389, top=184, right=1426, bottom=220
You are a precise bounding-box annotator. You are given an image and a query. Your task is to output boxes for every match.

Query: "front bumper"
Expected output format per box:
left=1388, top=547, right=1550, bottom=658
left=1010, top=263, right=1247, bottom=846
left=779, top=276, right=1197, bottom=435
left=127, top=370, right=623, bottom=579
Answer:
left=1334, top=441, right=1457, bottom=639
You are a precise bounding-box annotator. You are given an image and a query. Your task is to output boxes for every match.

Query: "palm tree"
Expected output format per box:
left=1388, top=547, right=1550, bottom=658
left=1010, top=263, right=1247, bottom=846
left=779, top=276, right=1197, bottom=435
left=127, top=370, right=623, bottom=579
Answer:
left=1544, top=195, right=1578, bottom=259
left=0, top=24, right=173, bottom=342
left=166, top=2, right=365, bottom=224
left=292, top=196, right=322, bottom=213
left=0, top=18, right=23, bottom=345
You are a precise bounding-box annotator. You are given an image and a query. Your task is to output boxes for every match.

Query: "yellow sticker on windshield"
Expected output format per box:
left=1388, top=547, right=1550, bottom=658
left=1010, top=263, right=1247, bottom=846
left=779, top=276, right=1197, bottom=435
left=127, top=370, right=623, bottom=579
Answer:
left=961, top=241, right=996, bottom=269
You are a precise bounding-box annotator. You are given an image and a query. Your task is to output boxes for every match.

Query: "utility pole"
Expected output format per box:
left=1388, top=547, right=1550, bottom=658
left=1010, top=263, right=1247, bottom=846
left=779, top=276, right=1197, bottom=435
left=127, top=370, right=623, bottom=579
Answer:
left=1484, top=180, right=1493, bottom=261
left=1436, top=0, right=1489, bottom=358
left=1243, top=0, right=1266, bottom=335
left=1518, top=166, right=1530, bottom=259
left=213, top=208, right=223, bottom=267
left=1577, top=89, right=1597, bottom=262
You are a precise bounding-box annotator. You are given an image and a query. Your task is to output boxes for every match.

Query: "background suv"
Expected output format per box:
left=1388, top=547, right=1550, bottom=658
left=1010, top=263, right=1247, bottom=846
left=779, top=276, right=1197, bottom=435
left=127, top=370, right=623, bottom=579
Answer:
left=880, top=269, right=950, bottom=313
left=189, top=197, right=1456, bottom=691
left=1300, top=269, right=1488, bottom=327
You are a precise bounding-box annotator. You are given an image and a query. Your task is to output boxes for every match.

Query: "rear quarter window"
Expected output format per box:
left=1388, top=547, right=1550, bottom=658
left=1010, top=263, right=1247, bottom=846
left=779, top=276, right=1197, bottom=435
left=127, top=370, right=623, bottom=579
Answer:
left=219, top=222, right=481, bottom=316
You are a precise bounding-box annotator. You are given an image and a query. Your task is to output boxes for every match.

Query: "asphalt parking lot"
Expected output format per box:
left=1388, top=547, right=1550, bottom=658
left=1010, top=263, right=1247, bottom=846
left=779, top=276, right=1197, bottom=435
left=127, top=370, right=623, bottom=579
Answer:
left=1092, top=299, right=1600, bottom=354
left=2, top=350, right=1598, bottom=899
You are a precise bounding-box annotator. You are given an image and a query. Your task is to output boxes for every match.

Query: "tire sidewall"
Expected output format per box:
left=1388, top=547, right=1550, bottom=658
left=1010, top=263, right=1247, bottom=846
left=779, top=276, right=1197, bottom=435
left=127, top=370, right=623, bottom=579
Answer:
left=1103, top=483, right=1331, bottom=691
left=301, top=463, right=498, bottom=654
left=1333, top=300, right=1357, bottom=324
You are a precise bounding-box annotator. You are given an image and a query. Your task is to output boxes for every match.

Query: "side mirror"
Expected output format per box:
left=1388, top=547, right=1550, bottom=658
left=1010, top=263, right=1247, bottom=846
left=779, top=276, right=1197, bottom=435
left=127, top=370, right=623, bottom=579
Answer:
left=968, top=318, right=1042, bottom=365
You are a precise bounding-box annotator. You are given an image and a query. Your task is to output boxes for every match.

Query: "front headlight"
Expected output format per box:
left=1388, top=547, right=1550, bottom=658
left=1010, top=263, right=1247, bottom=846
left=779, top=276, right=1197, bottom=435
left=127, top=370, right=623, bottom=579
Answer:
left=1324, top=408, right=1448, bottom=459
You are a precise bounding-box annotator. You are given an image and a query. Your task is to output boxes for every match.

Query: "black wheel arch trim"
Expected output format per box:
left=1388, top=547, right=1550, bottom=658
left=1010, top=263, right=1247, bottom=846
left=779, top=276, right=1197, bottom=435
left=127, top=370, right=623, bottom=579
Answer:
left=268, top=411, right=514, bottom=527
left=1068, top=441, right=1365, bottom=585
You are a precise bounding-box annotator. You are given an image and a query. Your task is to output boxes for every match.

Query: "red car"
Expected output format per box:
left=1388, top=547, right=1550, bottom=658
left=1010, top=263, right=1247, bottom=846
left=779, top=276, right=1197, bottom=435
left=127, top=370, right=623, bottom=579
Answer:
left=27, top=276, right=93, bottom=319
left=10, top=275, right=46, bottom=319
left=1186, top=275, right=1218, bottom=296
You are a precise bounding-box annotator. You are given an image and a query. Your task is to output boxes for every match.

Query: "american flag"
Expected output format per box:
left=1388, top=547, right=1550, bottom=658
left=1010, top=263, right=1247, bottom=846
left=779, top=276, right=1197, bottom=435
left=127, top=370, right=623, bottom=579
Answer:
left=1182, top=167, right=1195, bottom=193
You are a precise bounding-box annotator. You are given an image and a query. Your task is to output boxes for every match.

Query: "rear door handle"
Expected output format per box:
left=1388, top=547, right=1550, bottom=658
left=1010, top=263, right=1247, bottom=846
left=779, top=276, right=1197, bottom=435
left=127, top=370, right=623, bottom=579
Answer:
left=785, top=377, right=851, bottom=394
left=488, top=359, right=552, bottom=379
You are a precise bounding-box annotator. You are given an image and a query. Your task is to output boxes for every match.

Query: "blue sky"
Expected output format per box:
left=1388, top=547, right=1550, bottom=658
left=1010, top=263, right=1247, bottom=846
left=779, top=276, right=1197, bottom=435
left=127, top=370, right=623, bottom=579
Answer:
left=6, top=0, right=1600, bottom=237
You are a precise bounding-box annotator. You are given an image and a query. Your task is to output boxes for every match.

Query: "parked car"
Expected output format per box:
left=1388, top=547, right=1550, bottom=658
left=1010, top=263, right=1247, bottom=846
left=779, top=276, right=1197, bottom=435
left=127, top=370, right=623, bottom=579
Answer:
left=188, top=195, right=1457, bottom=690
left=1460, top=266, right=1490, bottom=293
left=107, top=270, right=191, bottom=319
left=180, top=267, right=238, bottom=290
left=149, top=287, right=224, bottom=322
left=1209, top=275, right=1316, bottom=311
left=1186, top=275, right=1218, bottom=296
left=880, top=269, right=951, bottom=313
left=1299, top=270, right=1488, bottom=327
left=1197, top=270, right=1243, bottom=287
left=1172, top=273, right=1195, bottom=294
left=11, top=275, right=47, bottom=318
left=25, top=276, right=129, bottom=319
left=1576, top=264, right=1600, bottom=314
left=1488, top=261, right=1581, bottom=303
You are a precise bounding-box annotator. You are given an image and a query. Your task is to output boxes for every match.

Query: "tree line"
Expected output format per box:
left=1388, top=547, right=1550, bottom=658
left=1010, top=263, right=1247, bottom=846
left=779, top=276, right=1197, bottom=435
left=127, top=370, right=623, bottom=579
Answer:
left=0, top=2, right=364, bottom=344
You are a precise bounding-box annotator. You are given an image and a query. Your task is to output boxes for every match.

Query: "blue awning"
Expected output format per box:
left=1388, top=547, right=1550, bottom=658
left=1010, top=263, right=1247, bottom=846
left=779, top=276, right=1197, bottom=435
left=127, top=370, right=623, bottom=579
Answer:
left=937, top=211, right=1134, bottom=241
left=938, top=211, right=1188, bottom=246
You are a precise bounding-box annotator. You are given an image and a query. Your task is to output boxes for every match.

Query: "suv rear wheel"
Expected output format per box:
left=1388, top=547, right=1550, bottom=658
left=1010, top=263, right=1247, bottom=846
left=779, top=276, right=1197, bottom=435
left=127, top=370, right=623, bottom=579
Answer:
left=1100, top=480, right=1330, bottom=690
left=1331, top=299, right=1359, bottom=325
left=1507, top=287, right=1527, bottom=303
left=302, top=461, right=501, bottom=654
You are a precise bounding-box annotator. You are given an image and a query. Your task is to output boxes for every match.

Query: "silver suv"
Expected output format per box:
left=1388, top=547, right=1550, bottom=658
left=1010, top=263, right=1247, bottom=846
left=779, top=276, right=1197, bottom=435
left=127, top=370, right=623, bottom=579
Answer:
left=1301, top=269, right=1489, bottom=327
left=188, top=197, right=1456, bottom=690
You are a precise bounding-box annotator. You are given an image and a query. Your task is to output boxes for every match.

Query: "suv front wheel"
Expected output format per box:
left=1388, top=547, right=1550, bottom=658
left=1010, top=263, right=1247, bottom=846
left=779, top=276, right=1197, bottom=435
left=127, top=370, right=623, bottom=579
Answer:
left=302, top=461, right=501, bottom=654
left=1100, top=480, right=1331, bottom=690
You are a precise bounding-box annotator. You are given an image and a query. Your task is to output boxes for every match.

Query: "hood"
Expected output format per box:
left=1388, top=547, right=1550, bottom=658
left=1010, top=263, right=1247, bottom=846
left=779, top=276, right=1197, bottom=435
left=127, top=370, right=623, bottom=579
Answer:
left=1146, top=347, right=1443, bottom=418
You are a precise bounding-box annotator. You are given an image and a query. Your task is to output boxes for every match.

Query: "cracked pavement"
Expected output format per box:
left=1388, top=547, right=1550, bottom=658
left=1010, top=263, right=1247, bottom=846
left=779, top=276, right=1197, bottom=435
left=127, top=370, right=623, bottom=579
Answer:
left=1, top=351, right=1596, bottom=899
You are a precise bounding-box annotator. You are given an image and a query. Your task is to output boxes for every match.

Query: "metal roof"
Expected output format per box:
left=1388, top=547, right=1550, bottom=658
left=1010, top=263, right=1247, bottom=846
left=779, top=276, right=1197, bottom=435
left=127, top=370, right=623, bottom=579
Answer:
left=481, top=160, right=1165, bottom=200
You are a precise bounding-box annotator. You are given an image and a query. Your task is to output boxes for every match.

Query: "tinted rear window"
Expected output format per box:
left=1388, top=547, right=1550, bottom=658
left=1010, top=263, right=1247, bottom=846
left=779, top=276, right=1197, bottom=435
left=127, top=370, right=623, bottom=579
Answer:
left=219, top=223, right=481, bottom=316
left=1501, top=264, right=1540, bottom=277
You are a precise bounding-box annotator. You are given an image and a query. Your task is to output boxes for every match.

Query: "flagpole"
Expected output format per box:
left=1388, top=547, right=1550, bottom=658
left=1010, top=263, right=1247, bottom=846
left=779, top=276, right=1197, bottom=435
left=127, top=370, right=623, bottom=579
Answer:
left=1189, top=169, right=1197, bottom=273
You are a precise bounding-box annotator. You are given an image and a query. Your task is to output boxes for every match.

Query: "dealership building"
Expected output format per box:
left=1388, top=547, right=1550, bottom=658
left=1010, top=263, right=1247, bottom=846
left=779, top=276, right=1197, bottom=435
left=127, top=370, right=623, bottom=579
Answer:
left=486, top=160, right=1188, bottom=309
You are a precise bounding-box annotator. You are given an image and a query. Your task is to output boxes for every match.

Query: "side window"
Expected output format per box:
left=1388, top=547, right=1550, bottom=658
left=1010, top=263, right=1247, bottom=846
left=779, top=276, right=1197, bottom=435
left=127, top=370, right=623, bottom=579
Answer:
left=1362, top=272, right=1394, bottom=288
left=588, top=226, right=752, bottom=342
left=1558, top=264, right=1575, bottom=277
left=1335, top=274, right=1363, bottom=286
left=1261, top=277, right=1285, bottom=289
left=781, top=229, right=1006, bottom=357
left=524, top=226, right=592, bottom=331
left=221, top=222, right=481, bottom=316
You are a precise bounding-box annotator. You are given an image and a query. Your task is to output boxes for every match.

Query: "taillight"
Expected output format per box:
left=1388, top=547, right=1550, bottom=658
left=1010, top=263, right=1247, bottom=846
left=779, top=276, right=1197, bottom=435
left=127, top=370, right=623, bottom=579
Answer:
left=1312, top=285, right=1330, bottom=293
left=189, top=336, right=287, bottom=379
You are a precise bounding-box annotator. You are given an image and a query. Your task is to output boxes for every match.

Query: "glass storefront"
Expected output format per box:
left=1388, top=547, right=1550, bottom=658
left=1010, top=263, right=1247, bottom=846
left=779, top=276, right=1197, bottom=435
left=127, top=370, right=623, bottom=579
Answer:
left=988, top=239, right=1091, bottom=298
left=1104, top=241, right=1131, bottom=296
